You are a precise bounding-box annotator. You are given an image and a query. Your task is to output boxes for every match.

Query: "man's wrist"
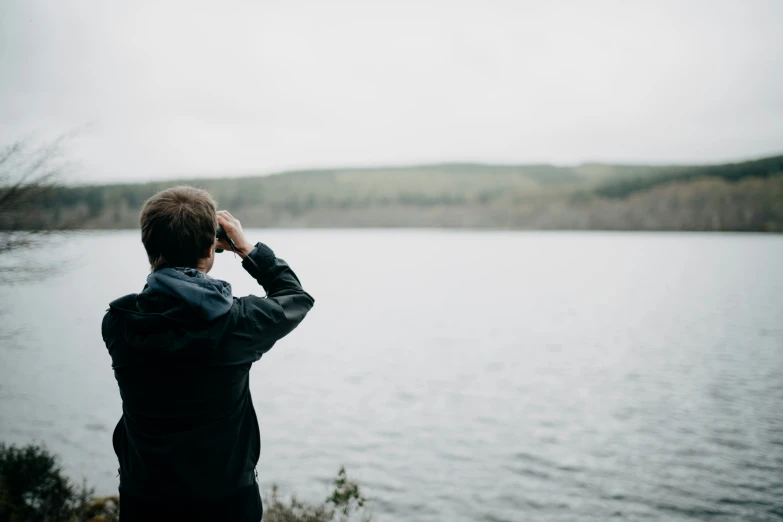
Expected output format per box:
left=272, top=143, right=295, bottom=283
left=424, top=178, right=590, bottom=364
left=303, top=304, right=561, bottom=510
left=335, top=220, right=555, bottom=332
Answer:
left=236, top=242, right=254, bottom=258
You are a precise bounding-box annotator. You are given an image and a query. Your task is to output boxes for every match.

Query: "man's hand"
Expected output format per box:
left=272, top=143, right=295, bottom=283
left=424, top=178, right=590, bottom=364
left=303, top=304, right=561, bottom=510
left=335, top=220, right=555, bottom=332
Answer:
left=216, top=210, right=254, bottom=257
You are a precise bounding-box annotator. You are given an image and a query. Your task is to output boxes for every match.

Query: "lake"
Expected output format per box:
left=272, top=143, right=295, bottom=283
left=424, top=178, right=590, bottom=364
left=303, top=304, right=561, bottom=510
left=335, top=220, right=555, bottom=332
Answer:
left=1, top=230, right=781, bottom=521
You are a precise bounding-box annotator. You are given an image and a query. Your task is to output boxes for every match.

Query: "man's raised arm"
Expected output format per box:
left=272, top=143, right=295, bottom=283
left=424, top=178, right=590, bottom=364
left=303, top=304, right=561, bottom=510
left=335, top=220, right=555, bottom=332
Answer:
left=217, top=210, right=314, bottom=357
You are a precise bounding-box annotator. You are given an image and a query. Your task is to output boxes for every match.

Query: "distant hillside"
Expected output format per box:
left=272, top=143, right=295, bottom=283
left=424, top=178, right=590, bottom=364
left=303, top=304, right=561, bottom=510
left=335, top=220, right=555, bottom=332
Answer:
left=3, top=155, right=783, bottom=232
left=593, top=155, right=783, bottom=198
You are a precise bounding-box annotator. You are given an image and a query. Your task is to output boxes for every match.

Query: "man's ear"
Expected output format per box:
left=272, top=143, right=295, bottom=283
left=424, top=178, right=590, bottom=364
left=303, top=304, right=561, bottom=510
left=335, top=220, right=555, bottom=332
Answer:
left=204, top=243, right=215, bottom=260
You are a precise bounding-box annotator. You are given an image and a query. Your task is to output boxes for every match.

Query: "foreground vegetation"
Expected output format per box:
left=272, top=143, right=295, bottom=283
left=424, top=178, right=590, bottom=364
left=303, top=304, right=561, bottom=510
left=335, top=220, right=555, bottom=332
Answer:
left=2, top=149, right=783, bottom=231
left=0, top=443, right=372, bottom=522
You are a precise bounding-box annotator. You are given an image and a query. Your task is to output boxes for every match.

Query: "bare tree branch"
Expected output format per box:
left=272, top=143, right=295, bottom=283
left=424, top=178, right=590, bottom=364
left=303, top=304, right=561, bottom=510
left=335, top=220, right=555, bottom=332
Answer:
left=0, top=135, right=81, bottom=284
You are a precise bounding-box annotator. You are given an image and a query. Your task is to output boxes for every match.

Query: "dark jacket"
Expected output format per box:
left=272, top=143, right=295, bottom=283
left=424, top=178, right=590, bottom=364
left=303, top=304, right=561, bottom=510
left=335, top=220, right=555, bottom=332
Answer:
left=102, top=243, right=314, bottom=498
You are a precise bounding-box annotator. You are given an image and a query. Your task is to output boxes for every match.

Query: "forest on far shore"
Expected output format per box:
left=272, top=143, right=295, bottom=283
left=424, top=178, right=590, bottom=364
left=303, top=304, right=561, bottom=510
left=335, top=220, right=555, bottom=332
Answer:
left=2, top=154, right=782, bottom=232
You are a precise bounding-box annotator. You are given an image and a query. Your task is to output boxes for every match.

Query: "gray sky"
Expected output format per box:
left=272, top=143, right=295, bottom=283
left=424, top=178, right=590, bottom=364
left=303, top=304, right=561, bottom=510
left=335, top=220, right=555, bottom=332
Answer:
left=1, top=0, right=782, bottom=182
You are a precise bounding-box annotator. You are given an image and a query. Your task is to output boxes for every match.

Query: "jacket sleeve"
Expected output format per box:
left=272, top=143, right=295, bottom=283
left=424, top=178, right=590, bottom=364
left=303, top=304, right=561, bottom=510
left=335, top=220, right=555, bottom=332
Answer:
left=234, top=242, right=315, bottom=359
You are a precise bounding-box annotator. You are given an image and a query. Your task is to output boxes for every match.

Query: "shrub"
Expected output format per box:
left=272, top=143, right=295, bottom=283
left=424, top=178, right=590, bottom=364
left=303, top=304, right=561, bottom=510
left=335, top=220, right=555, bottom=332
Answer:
left=264, top=467, right=373, bottom=522
left=1, top=442, right=371, bottom=522
left=0, top=442, right=108, bottom=522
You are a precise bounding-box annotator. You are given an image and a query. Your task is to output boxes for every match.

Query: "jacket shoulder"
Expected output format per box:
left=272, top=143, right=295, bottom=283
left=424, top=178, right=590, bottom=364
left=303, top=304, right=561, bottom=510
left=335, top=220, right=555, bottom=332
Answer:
left=102, top=293, right=138, bottom=344
left=108, top=293, right=140, bottom=312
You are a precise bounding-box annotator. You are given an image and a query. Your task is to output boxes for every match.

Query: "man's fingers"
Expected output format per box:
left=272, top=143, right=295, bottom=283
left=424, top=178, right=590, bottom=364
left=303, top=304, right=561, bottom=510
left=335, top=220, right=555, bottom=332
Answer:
left=218, top=210, right=239, bottom=226
left=216, top=210, right=252, bottom=254
left=217, top=211, right=238, bottom=230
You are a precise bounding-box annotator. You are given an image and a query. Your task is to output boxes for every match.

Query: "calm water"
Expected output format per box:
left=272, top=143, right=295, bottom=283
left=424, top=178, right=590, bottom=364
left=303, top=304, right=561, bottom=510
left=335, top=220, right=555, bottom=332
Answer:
left=1, top=230, right=782, bottom=521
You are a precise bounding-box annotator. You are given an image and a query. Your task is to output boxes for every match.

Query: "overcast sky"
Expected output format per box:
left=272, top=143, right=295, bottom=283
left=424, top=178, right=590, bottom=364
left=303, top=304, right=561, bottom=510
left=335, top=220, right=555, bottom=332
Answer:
left=1, top=0, right=781, bottom=182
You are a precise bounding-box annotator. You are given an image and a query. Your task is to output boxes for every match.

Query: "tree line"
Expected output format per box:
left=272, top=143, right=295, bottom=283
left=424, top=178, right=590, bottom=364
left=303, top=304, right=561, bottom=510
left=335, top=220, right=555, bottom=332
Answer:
left=2, top=147, right=782, bottom=232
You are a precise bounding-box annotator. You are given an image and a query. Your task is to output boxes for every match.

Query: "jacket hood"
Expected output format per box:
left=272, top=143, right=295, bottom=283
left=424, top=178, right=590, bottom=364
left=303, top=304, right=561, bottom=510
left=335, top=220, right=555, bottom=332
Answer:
left=105, top=270, right=234, bottom=355
left=146, top=267, right=233, bottom=321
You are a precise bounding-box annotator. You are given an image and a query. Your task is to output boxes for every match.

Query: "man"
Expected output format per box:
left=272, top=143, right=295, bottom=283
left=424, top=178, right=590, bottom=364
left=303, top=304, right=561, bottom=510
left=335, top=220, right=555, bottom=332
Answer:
left=102, top=186, right=314, bottom=521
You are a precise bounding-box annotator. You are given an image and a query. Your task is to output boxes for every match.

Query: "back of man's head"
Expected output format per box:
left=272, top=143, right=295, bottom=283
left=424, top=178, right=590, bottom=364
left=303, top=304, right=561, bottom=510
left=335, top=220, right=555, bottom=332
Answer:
left=140, top=186, right=217, bottom=271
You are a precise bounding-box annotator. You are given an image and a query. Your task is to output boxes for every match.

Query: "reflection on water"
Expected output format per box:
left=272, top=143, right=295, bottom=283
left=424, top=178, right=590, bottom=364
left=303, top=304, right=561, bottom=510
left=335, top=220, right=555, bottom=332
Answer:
left=1, top=230, right=782, bottom=521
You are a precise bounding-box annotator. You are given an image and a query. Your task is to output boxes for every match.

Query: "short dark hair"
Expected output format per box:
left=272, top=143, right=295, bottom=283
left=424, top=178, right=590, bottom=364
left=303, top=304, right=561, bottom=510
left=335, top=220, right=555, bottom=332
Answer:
left=140, top=186, right=217, bottom=271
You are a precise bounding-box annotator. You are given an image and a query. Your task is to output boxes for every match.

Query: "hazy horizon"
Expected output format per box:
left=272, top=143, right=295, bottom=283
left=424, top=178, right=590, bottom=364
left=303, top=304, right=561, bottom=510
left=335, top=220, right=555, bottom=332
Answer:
left=53, top=150, right=782, bottom=188
left=2, top=0, right=782, bottom=183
